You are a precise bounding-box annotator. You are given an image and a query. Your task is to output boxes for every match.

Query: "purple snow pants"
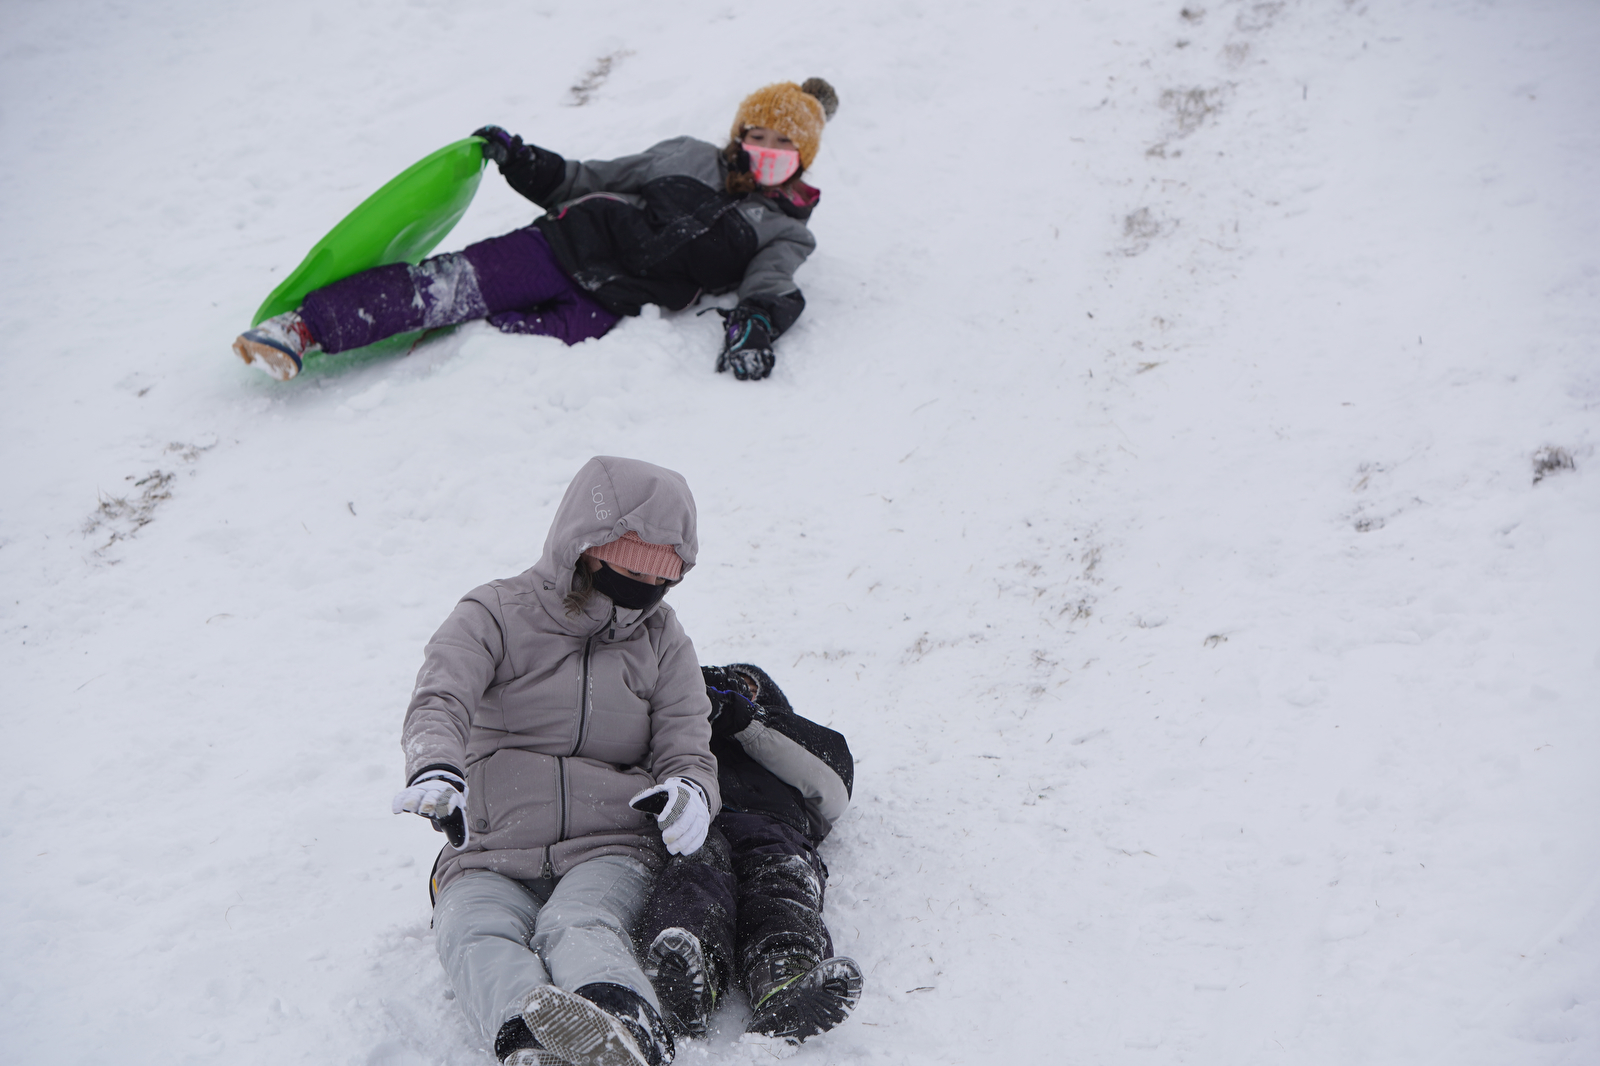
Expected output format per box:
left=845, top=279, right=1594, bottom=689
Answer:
left=300, top=226, right=620, bottom=353
left=634, top=811, right=833, bottom=996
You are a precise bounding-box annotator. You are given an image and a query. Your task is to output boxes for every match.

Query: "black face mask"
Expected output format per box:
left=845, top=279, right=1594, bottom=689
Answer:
left=589, top=562, right=670, bottom=612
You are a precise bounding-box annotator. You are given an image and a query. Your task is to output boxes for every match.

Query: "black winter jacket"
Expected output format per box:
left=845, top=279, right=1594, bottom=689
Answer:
left=501, top=137, right=817, bottom=336
left=702, top=665, right=853, bottom=843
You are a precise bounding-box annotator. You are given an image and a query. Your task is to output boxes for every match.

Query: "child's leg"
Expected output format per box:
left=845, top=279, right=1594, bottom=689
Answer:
left=470, top=227, right=620, bottom=344
left=718, top=812, right=833, bottom=979
left=719, top=812, right=862, bottom=1044
left=467, top=227, right=620, bottom=345
left=299, top=253, right=485, bottom=354
left=299, top=226, right=616, bottom=353
left=634, top=824, right=737, bottom=988
left=485, top=292, right=621, bottom=346
left=432, top=869, right=553, bottom=1045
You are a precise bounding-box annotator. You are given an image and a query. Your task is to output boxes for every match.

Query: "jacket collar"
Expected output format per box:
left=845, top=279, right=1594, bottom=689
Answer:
left=534, top=566, right=662, bottom=641
left=763, top=180, right=820, bottom=221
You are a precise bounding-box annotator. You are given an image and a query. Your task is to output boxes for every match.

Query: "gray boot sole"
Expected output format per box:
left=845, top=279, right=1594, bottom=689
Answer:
left=522, top=985, right=648, bottom=1066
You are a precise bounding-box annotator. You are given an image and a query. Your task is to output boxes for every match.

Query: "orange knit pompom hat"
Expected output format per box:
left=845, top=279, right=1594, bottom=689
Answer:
left=583, top=530, right=683, bottom=581
left=730, top=77, right=839, bottom=170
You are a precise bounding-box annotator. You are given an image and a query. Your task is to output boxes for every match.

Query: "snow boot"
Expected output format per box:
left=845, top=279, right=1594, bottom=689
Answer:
left=644, top=927, right=719, bottom=1037
left=522, top=982, right=675, bottom=1066
left=232, top=310, right=318, bottom=381
left=495, top=1016, right=569, bottom=1065
left=501, top=1050, right=570, bottom=1066
left=745, top=955, right=863, bottom=1045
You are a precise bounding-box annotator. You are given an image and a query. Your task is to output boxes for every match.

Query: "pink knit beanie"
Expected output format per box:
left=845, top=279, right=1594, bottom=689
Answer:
left=583, top=531, right=684, bottom=581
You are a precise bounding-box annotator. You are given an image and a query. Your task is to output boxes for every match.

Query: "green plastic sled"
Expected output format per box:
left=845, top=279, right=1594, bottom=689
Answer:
left=251, top=137, right=487, bottom=326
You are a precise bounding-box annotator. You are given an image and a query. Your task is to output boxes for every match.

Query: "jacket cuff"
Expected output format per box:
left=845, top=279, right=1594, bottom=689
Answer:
left=504, top=144, right=568, bottom=206
left=739, top=291, right=805, bottom=338
left=409, top=763, right=466, bottom=787
left=683, top=778, right=708, bottom=807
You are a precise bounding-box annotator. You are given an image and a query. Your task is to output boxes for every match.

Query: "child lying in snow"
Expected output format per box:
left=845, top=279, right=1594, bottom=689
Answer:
left=633, top=663, right=862, bottom=1049
left=234, top=79, right=838, bottom=383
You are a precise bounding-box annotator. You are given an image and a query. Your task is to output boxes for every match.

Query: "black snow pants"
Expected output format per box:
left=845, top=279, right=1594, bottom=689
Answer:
left=636, top=810, right=832, bottom=996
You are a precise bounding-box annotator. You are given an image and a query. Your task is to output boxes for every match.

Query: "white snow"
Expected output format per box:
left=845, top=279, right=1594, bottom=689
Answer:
left=2, top=1, right=1596, bottom=1064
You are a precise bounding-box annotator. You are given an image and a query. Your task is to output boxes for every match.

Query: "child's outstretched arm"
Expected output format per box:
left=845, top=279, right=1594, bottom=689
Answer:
left=473, top=125, right=568, bottom=207
left=476, top=128, right=699, bottom=210
left=714, top=222, right=815, bottom=380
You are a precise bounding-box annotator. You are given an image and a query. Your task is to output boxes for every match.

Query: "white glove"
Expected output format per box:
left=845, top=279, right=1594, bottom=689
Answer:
left=392, top=770, right=465, bottom=818
left=629, top=777, right=710, bottom=856
left=393, top=771, right=469, bottom=847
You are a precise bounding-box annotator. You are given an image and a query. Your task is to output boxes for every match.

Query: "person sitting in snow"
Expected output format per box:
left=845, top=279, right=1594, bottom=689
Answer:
left=234, top=78, right=838, bottom=384
left=633, top=662, right=862, bottom=1049
left=393, top=456, right=716, bottom=1066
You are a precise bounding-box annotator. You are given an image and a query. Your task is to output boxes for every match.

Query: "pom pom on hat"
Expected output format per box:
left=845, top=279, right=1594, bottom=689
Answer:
left=583, top=530, right=683, bottom=580
left=799, top=78, right=839, bottom=120
left=731, top=77, right=839, bottom=169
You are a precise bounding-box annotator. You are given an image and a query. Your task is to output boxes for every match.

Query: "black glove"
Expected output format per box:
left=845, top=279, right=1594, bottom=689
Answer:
left=435, top=807, right=468, bottom=848
left=702, top=665, right=759, bottom=736
left=714, top=306, right=776, bottom=381
left=472, top=125, right=522, bottom=167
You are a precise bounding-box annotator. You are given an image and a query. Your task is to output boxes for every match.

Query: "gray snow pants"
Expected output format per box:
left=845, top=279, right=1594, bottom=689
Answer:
left=433, top=857, right=660, bottom=1045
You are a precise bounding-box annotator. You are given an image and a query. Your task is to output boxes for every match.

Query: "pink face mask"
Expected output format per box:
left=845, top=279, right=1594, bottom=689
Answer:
left=743, top=142, right=800, bottom=186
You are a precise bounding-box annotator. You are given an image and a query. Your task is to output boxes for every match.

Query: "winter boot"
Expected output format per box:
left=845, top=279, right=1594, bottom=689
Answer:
left=644, top=927, right=719, bottom=1037
left=745, top=955, right=863, bottom=1046
left=523, top=982, right=675, bottom=1066
left=495, top=1016, right=569, bottom=1065
left=232, top=309, right=318, bottom=381
left=501, top=1048, right=570, bottom=1066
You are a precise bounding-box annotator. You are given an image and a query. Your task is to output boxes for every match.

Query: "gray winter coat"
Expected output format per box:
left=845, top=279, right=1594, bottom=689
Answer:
left=505, top=136, right=818, bottom=334
left=402, top=457, right=720, bottom=897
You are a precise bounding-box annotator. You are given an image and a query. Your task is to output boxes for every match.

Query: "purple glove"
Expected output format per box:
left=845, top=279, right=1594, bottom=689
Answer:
left=472, top=125, right=521, bottom=167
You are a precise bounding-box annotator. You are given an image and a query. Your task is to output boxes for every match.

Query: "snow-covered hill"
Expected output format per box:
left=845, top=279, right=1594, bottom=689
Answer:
left=2, top=2, right=1595, bottom=1064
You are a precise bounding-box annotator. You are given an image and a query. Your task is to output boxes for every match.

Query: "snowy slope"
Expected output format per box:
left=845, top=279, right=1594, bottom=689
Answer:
left=1, top=1, right=1596, bottom=1064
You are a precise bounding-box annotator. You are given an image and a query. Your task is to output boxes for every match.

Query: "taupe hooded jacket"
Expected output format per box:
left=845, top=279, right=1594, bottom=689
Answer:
left=402, top=457, right=719, bottom=897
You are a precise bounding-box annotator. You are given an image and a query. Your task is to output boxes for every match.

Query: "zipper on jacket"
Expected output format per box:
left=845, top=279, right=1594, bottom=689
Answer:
left=574, top=630, right=599, bottom=756
left=557, top=756, right=569, bottom=841
left=550, top=632, right=593, bottom=880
